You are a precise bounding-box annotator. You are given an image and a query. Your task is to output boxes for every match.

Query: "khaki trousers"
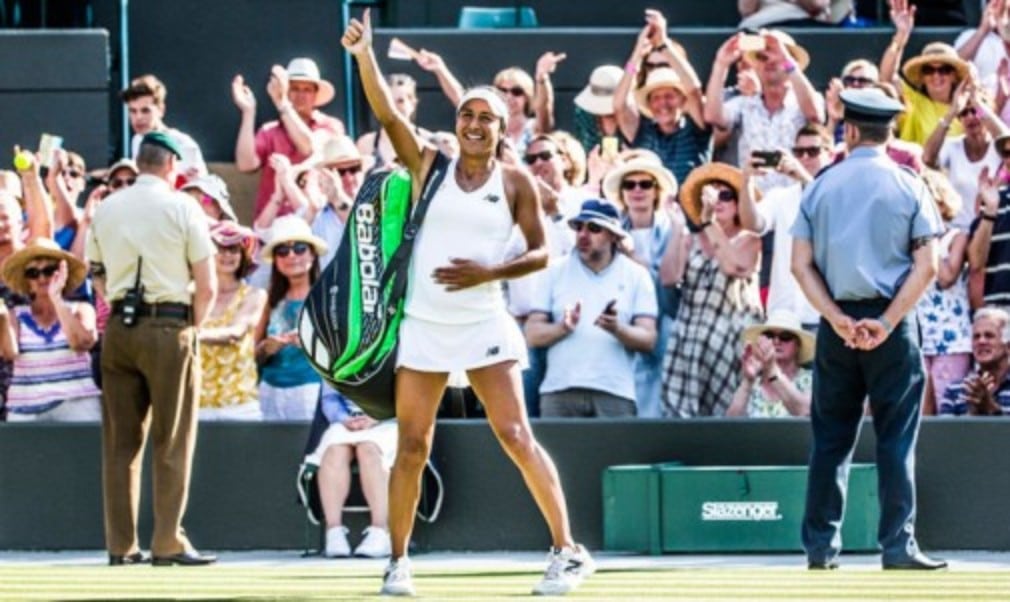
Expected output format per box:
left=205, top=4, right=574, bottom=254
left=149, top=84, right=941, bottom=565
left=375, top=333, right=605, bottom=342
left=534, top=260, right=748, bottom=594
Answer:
left=101, top=315, right=199, bottom=556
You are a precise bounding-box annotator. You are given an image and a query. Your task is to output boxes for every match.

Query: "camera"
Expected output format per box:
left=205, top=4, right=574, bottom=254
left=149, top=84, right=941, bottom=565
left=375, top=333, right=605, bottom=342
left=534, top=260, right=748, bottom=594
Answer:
left=751, top=150, right=783, bottom=168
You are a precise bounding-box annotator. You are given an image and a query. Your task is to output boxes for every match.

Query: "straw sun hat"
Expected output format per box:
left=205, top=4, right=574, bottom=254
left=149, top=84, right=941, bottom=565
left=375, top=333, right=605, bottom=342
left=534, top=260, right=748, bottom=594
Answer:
left=742, top=309, right=815, bottom=364
left=678, top=163, right=747, bottom=225
left=2, top=237, right=87, bottom=297
left=260, top=215, right=328, bottom=264
left=602, top=156, right=678, bottom=204
left=901, top=42, right=969, bottom=88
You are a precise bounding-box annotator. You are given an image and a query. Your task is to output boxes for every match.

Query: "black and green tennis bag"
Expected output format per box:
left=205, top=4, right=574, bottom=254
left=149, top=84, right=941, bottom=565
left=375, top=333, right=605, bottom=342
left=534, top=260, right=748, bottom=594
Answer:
left=298, top=152, right=450, bottom=419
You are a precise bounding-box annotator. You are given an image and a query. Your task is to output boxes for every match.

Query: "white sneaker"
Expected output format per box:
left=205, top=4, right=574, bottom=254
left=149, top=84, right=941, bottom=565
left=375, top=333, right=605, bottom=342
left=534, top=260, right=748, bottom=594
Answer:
left=355, top=526, right=392, bottom=558
left=324, top=526, right=350, bottom=558
left=532, top=544, right=595, bottom=596
left=380, top=557, right=416, bottom=596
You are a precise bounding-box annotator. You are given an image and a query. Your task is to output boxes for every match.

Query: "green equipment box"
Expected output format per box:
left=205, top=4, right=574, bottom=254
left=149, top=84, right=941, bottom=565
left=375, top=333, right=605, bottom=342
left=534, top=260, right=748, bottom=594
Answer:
left=603, top=464, right=879, bottom=553
left=660, top=464, right=879, bottom=552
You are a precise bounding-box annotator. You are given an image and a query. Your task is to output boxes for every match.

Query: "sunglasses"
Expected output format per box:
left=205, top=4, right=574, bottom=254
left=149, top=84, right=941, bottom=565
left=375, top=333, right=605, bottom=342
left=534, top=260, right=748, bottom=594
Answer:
left=841, top=75, right=875, bottom=88
left=621, top=179, right=656, bottom=191
left=523, top=150, right=555, bottom=165
left=763, top=330, right=798, bottom=343
left=335, top=164, right=362, bottom=176
left=199, top=194, right=219, bottom=207
left=216, top=243, right=243, bottom=255
left=24, top=264, right=59, bottom=280
left=64, top=170, right=83, bottom=179
left=754, top=52, right=770, bottom=63
left=999, top=145, right=1010, bottom=159
left=643, top=61, right=668, bottom=70
left=273, top=241, right=311, bottom=258
left=792, top=146, right=824, bottom=158
left=959, top=106, right=978, bottom=118
left=496, top=85, right=526, bottom=97
left=921, top=64, right=956, bottom=76
left=108, top=177, right=135, bottom=189
left=571, top=221, right=604, bottom=234
left=717, top=190, right=737, bottom=202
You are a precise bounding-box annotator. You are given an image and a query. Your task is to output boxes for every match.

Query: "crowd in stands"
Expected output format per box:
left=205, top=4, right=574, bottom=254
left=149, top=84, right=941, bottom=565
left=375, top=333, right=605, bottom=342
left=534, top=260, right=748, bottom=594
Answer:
left=4, top=0, right=1010, bottom=556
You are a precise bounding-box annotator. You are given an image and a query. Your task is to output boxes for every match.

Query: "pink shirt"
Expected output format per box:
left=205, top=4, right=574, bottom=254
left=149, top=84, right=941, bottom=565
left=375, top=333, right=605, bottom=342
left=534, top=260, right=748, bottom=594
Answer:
left=253, top=111, right=343, bottom=217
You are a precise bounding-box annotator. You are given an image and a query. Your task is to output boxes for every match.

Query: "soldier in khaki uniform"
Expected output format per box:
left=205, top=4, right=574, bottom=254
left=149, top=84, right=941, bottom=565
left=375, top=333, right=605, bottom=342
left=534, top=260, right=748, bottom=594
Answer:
left=86, top=132, right=217, bottom=566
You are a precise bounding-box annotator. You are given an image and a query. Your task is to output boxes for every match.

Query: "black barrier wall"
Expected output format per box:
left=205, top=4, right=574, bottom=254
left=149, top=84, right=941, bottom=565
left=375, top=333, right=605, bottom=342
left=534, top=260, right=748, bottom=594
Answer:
left=0, top=31, right=109, bottom=168
left=2, top=420, right=1009, bottom=551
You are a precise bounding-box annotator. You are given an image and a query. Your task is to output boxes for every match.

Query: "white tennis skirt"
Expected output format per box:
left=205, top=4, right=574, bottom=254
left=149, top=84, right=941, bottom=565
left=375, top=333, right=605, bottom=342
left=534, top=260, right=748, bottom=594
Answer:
left=396, top=311, right=529, bottom=374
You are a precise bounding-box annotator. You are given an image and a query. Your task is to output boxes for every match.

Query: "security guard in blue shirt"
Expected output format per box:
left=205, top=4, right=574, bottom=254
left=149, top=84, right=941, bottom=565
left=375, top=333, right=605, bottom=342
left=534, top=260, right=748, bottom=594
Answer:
left=790, top=88, right=946, bottom=570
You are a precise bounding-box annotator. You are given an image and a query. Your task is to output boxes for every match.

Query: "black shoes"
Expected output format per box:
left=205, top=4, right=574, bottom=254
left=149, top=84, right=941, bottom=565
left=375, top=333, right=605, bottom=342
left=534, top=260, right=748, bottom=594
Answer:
left=152, top=550, right=218, bottom=567
left=807, top=560, right=840, bottom=570
left=108, top=552, right=148, bottom=566
left=882, top=552, right=948, bottom=570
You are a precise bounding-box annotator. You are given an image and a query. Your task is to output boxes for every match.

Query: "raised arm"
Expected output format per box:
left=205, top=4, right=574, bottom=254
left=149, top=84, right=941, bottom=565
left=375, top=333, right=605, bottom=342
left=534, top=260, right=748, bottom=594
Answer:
left=647, top=9, right=706, bottom=128
left=415, top=49, right=464, bottom=107
left=922, top=81, right=966, bottom=168
left=533, top=51, right=566, bottom=134
left=614, top=25, right=653, bottom=141
left=765, top=32, right=823, bottom=123
left=880, top=0, right=915, bottom=92
left=737, top=162, right=768, bottom=233
left=969, top=167, right=1001, bottom=271
left=232, top=74, right=261, bottom=172
left=956, top=0, right=1001, bottom=62
left=15, top=148, right=54, bottom=239
left=342, top=9, right=426, bottom=175
left=267, top=66, right=314, bottom=157
left=705, top=35, right=743, bottom=129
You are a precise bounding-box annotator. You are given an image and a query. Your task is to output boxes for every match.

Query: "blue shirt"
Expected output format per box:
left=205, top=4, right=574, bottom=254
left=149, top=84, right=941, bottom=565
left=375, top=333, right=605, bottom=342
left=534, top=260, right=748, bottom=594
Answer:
left=260, top=299, right=320, bottom=388
left=790, top=145, right=943, bottom=300
left=311, top=204, right=346, bottom=270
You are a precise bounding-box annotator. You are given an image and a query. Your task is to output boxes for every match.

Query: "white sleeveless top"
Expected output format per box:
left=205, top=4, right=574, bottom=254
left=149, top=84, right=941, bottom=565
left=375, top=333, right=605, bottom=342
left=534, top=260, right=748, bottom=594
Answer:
left=405, top=157, right=513, bottom=324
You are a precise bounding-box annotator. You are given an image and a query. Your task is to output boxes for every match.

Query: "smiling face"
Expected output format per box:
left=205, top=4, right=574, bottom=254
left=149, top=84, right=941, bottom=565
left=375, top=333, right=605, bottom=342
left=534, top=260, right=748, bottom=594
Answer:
left=921, top=62, right=957, bottom=102
left=973, top=316, right=1009, bottom=367
left=620, top=170, right=659, bottom=213
left=523, top=138, right=564, bottom=188
left=456, top=99, right=503, bottom=157
left=646, top=86, right=685, bottom=127
left=272, top=240, right=316, bottom=279
left=761, top=330, right=801, bottom=364
left=214, top=242, right=246, bottom=279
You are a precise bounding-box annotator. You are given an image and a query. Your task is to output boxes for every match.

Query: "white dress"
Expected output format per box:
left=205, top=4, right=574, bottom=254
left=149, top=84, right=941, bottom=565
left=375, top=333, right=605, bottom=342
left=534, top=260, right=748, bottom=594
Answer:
left=397, top=157, right=528, bottom=373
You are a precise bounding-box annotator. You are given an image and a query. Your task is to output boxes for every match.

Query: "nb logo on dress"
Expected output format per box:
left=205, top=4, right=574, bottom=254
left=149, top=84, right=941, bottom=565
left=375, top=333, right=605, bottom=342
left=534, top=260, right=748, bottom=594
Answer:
left=486, top=346, right=500, bottom=357
left=483, top=194, right=500, bottom=203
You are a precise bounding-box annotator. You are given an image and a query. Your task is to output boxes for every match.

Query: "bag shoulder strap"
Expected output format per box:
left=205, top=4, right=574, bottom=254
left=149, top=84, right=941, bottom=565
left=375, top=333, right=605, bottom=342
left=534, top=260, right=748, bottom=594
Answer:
left=381, top=152, right=452, bottom=300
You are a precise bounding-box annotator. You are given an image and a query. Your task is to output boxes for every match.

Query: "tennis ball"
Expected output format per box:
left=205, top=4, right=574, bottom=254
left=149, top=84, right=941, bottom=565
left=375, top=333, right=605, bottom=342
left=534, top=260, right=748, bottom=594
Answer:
left=12, top=151, right=33, bottom=172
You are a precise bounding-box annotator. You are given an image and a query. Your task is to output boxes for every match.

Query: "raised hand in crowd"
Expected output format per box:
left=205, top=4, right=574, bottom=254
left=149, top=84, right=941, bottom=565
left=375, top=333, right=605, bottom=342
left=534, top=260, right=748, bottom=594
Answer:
left=880, top=0, right=916, bottom=89
left=996, top=57, right=1010, bottom=114
left=534, top=51, right=566, bottom=133
left=737, top=61, right=761, bottom=98
left=231, top=74, right=256, bottom=114
left=414, top=49, right=464, bottom=106
left=12, top=144, right=54, bottom=240
left=44, top=260, right=70, bottom=303
left=266, top=64, right=290, bottom=111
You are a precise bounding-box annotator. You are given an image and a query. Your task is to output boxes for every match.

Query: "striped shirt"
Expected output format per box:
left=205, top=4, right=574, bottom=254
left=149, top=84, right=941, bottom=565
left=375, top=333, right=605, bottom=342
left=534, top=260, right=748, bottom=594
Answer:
left=940, top=370, right=1010, bottom=416
left=6, top=305, right=100, bottom=414
left=972, top=186, right=1010, bottom=307
left=631, top=117, right=712, bottom=187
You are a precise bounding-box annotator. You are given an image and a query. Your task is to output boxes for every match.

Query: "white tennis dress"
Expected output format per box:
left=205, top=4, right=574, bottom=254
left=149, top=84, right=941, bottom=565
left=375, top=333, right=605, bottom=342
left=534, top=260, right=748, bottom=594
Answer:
left=397, top=157, right=528, bottom=373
